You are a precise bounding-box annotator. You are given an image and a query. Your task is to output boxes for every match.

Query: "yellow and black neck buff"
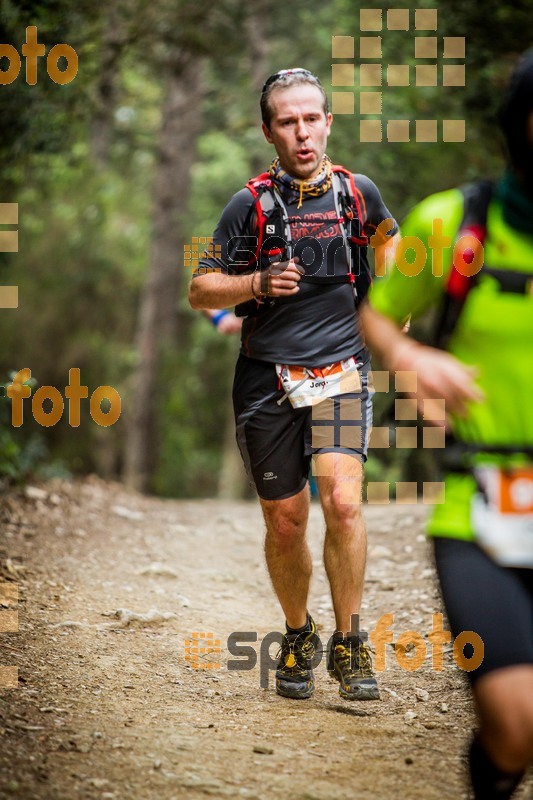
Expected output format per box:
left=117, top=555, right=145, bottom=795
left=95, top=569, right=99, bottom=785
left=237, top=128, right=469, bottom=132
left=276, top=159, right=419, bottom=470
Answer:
left=269, top=155, right=333, bottom=208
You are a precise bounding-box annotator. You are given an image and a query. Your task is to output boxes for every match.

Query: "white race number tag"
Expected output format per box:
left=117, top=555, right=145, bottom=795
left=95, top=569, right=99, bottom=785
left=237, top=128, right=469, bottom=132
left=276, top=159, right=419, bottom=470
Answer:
left=471, top=466, right=533, bottom=567
left=275, top=357, right=362, bottom=409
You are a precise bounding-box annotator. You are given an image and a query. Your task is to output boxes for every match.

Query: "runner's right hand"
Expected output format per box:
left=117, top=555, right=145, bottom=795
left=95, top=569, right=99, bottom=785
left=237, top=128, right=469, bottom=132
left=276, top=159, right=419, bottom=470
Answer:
left=393, top=342, right=485, bottom=425
left=260, top=258, right=304, bottom=296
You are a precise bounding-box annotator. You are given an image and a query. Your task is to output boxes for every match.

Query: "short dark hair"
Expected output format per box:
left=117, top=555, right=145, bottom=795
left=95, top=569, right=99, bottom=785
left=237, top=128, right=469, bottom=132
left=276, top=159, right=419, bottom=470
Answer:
left=260, top=69, right=329, bottom=128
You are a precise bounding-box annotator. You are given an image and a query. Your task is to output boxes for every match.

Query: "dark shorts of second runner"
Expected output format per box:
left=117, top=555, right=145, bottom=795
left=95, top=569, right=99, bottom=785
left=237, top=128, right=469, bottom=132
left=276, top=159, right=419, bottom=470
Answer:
left=433, top=536, right=533, bottom=685
left=233, top=352, right=373, bottom=501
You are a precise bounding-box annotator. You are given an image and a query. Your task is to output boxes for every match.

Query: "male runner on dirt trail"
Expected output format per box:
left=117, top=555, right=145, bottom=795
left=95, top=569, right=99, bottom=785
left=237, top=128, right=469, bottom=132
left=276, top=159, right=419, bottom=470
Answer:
left=189, top=68, right=397, bottom=701
left=361, top=51, right=533, bottom=799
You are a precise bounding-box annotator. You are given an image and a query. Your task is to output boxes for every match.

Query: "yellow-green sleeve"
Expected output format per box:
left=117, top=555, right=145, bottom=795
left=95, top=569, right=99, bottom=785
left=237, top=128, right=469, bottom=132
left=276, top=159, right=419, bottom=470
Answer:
left=369, top=188, right=465, bottom=323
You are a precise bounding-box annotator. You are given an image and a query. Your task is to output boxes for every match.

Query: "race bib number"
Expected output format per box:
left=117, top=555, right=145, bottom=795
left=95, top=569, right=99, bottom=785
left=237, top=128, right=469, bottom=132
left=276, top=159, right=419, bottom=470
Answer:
left=275, top=357, right=362, bottom=409
left=471, top=466, right=533, bottom=567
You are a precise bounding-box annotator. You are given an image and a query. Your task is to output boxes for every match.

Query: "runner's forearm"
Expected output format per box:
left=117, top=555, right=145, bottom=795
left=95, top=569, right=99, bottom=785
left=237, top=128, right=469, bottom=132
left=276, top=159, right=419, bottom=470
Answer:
left=189, top=272, right=259, bottom=310
left=359, top=303, right=418, bottom=371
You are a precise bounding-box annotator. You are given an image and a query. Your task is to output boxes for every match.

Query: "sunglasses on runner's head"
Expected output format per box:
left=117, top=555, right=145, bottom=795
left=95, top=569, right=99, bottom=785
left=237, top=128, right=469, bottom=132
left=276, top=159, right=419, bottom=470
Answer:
left=261, top=68, right=319, bottom=94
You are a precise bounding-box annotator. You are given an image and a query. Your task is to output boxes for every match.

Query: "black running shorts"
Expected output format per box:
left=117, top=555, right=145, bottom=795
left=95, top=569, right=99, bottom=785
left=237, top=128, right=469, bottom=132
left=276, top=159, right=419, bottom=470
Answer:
left=232, top=352, right=373, bottom=501
left=433, top=537, right=533, bottom=685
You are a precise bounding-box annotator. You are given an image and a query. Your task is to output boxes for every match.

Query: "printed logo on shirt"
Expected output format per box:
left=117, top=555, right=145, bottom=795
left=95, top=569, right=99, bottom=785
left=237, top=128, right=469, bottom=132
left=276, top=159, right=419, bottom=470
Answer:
left=289, top=210, right=341, bottom=241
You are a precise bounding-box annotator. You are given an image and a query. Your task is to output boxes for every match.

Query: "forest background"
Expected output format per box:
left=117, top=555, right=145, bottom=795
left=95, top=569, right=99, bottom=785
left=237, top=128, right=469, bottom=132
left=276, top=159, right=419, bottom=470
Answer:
left=0, top=0, right=531, bottom=499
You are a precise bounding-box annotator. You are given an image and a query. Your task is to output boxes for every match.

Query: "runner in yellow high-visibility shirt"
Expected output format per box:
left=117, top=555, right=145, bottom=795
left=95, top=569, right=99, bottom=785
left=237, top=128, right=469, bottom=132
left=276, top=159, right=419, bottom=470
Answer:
left=361, top=51, right=533, bottom=800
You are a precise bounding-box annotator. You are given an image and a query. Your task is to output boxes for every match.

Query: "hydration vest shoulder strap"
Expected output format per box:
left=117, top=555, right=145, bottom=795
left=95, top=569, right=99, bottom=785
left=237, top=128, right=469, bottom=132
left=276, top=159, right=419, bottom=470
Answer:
left=433, top=180, right=493, bottom=349
left=240, top=174, right=285, bottom=268
left=331, top=165, right=368, bottom=243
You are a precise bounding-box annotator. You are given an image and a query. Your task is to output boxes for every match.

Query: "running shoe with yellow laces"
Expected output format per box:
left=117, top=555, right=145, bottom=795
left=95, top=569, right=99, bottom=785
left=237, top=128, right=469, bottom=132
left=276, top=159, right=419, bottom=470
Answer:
left=328, top=632, right=380, bottom=700
left=275, top=615, right=319, bottom=699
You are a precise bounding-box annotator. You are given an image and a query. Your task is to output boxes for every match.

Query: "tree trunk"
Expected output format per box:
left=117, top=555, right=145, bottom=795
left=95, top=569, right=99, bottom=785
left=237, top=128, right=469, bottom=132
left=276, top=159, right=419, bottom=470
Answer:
left=245, top=0, right=271, bottom=95
left=89, top=4, right=127, bottom=167
left=216, top=0, right=271, bottom=499
left=124, top=55, right=205, bottom=492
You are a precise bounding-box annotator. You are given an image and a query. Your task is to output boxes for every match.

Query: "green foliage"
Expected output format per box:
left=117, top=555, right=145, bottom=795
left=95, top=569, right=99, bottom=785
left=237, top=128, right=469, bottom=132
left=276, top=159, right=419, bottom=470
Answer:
left=153, top=319, right=239, bottom=497
left=189, top=131, right=252, bottom=228
left=0, top=144, right=147, bottom=477
left=0, top=371, right=62, bottom=485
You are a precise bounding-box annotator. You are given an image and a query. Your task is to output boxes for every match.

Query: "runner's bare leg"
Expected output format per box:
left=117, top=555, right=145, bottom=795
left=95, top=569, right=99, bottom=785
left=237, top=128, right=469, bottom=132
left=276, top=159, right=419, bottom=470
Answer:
left=261, top=484, right=312, bottom=630
left=316, top=452, right=366, bottom=635
left=473, top=666, right=533, bottom=773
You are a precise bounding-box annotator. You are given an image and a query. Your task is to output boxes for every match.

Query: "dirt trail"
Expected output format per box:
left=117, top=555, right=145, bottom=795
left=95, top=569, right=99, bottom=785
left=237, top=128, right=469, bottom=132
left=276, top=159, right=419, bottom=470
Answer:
left=1, top=477, right=532, bottom=800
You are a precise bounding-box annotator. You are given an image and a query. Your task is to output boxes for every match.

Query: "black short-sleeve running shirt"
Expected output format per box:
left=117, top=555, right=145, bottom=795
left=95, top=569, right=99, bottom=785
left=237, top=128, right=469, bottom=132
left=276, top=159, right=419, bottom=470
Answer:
left=196, top=172, right=397, bottom=366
